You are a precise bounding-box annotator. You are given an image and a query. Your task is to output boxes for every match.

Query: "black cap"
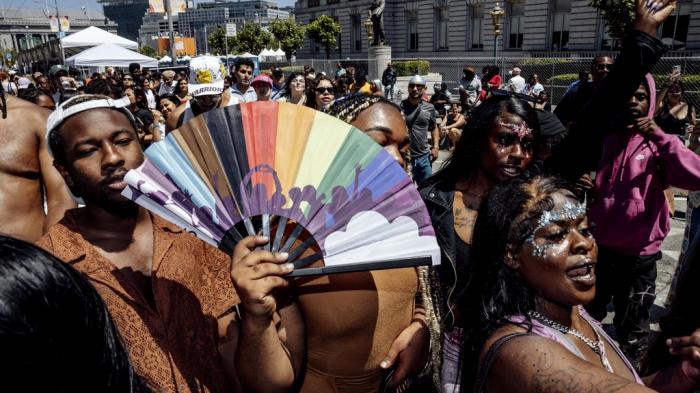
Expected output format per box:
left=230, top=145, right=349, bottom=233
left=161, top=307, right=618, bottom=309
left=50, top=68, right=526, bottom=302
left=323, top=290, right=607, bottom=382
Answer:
left=272, top=69, right=284, bottom=78
left=537, top=111, right=566, bottom=138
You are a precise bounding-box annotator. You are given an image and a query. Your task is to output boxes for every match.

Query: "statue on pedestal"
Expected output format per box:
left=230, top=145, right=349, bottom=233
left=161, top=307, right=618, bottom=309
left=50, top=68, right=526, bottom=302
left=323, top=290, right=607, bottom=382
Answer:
left=369, top=0, right=385, bottom=46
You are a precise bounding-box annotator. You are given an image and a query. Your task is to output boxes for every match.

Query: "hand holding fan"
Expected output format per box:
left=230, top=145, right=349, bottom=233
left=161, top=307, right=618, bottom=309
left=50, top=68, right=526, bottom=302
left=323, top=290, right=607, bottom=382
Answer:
left=122, top=102, right=440, bottom=276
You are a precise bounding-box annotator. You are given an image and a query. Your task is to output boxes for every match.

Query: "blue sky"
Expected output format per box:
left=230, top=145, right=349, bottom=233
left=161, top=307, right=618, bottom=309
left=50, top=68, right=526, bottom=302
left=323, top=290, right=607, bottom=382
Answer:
left=18, top=0, right=295, bottom=13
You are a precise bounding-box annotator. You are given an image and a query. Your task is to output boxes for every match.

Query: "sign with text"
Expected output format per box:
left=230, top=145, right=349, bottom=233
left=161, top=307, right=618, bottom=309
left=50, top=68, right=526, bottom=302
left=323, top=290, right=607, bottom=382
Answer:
left=226, top=23, right=237, bottom=37
left=59, top=16, right=70, bottom=32
left=49, top=16, right=59, bottom=32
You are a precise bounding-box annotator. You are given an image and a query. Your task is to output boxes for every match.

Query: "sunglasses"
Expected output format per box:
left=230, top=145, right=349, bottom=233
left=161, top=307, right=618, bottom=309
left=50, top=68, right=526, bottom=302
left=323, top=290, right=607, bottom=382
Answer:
left=594, top=63, right=612, bottom=71
left=408, top=84, right=424, bottom=89
left=315, top=87, right=334, bottom=94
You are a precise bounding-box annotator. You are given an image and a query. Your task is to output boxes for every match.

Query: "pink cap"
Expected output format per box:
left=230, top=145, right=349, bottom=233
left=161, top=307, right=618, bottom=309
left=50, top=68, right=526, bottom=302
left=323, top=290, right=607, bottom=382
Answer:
left=251, top=74, right=273, bottom=88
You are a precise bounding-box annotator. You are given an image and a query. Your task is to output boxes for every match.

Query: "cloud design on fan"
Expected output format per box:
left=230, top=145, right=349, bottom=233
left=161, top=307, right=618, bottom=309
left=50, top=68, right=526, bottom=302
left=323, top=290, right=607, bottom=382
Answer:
left=322, top=210, right=440, bottom=267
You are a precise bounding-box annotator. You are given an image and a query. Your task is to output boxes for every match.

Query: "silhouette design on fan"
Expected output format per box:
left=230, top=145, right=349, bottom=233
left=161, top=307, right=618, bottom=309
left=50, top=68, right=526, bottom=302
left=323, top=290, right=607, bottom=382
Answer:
left=122, top=102, right=440, bottom=275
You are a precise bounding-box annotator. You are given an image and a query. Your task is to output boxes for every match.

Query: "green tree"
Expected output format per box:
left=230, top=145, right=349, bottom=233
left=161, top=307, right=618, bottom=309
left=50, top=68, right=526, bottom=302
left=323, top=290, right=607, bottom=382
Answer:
left=139, top=45, right=158, bottom=58
left=306, top=15, right=341, bottom=59
left=268, top=18, right=306, bottom=61
left=236, top=23, right=273, bottom=55
left=589, top=0, right=635, bottom=40
left=208, top=27, right=238, bottom=55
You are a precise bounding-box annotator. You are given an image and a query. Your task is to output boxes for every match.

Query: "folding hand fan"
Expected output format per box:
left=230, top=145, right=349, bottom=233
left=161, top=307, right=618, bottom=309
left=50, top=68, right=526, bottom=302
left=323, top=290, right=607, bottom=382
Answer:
left=122, top=101, right=440, bottom=276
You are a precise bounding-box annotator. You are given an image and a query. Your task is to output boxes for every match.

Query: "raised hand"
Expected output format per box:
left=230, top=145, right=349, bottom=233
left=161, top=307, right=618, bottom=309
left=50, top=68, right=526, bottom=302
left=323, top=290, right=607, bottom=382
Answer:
left=231, top=235, right=294, bottom=323
left=633, top=0, right=677, bottom=36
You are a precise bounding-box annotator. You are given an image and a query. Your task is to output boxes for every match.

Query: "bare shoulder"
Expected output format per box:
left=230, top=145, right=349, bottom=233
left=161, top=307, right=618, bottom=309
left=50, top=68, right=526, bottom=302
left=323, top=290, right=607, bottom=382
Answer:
left=481, top=327, right=653, bottom=393
left=5, top=96, right=50, bottom=137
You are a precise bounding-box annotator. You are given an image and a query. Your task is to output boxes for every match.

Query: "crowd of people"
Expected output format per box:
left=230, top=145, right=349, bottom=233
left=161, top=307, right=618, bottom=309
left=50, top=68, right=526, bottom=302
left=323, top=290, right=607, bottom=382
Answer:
left=2, top=0, right=700, bottom=392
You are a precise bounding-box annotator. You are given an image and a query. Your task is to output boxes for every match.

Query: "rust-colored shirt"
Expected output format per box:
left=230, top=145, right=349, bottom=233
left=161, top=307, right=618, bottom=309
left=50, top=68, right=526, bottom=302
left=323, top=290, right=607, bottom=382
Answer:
left=38, top=210, right=239, bottom=393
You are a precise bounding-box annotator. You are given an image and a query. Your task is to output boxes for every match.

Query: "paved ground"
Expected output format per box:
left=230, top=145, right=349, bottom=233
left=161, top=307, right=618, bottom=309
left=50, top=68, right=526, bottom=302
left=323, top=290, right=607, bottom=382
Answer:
left=432, top=151, right=687, bottom=332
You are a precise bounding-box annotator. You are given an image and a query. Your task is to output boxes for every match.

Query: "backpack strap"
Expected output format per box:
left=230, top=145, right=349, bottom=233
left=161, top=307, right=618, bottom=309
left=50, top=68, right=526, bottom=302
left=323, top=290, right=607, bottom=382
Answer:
left=474, top=332, right=533, bottom=393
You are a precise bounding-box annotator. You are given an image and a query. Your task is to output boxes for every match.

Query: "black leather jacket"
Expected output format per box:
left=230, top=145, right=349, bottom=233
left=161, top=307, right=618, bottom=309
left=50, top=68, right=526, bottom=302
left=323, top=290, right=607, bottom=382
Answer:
left=419, top=180, right=462, bottom=328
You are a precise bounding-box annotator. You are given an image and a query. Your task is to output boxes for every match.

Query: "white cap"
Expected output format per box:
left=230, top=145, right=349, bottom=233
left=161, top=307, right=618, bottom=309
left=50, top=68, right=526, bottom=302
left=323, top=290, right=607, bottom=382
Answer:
left=409, top=75, right=426, bottom=86
left=188, top=55, right=226, bottom=97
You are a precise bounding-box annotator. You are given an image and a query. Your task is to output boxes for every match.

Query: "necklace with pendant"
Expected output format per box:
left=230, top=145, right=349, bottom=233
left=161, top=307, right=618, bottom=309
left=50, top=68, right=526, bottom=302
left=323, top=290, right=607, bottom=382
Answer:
left=528, top=310, right=615, bottom=373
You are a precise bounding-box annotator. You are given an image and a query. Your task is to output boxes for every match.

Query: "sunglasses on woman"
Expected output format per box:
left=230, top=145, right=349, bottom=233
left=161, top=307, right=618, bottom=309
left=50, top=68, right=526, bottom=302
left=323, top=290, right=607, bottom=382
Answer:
left=315, top=87, right=334, bottom=94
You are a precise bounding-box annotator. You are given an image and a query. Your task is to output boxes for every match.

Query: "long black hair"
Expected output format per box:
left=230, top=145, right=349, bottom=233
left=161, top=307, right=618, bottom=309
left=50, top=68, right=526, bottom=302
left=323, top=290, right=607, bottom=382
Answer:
left=457, top=175, right=573, bottom=391
left=424, top=95, right=540, bottom=187
left=0, top=236, right=150, bottom=392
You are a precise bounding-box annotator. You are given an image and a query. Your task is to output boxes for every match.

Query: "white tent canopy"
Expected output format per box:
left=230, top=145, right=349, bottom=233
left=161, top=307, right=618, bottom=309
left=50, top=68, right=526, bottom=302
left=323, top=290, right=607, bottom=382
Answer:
left=159, top=55, right=172, bottom=63
left=61, top=26, right=138, bottom=50
left=66, top=43, right=158, bottom=68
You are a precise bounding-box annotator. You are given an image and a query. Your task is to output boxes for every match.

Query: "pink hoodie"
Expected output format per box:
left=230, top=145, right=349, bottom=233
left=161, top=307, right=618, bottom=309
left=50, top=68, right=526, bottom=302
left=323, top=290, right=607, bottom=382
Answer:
left=589, top=74, right=700, bottom=256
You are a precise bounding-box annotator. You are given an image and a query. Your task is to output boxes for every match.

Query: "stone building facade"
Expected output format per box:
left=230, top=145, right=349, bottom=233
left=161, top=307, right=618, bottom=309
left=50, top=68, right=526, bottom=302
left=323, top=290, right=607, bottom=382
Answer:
left=293, top=0, right=700, bottom=59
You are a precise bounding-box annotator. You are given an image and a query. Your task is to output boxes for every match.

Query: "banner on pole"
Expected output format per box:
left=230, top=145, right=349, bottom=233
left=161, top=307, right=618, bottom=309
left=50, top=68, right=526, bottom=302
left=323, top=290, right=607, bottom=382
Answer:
left=226, top=23, right=237, bottom=37
left=59, top=16, right=70, bottom=32
left=49, top=16, right=59, bottom=32
left=149, top=0, right=186, bottom=14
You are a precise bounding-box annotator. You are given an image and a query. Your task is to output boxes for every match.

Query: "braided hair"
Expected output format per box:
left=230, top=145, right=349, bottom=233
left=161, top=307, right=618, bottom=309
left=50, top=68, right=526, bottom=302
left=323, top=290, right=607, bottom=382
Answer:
left=0, top=78, right=7, bottom=119
left=324, top=92, right=399, bottom=124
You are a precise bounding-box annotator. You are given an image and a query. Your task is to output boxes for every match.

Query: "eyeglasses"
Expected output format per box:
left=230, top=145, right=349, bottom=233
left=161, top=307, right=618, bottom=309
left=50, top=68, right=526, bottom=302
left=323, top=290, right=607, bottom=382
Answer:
left=593, top=63, right=612, bottom=71
left=315, top=87, right=334, bottom=94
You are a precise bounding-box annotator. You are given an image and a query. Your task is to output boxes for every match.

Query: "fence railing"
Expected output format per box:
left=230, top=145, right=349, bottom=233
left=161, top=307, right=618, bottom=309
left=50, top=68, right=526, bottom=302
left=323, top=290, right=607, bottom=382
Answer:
left=263, top=56, right=700, bottom=108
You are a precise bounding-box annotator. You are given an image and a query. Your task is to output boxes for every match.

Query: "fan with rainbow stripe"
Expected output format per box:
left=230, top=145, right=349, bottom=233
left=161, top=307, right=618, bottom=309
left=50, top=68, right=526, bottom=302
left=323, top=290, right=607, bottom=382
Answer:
left=122, top=101, right=440, bottom=276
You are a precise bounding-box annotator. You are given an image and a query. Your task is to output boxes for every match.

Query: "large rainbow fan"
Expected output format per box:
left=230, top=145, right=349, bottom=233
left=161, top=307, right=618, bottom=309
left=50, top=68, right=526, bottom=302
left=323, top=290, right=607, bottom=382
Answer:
left=122, top=101, right=440, bottom=276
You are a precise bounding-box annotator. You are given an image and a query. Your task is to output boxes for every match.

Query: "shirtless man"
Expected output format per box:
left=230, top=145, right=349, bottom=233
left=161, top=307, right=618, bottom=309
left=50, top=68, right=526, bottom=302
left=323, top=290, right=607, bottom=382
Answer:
left=167, top=55, right=239, bottom=131
left=0, top=93, right=75, bottom=242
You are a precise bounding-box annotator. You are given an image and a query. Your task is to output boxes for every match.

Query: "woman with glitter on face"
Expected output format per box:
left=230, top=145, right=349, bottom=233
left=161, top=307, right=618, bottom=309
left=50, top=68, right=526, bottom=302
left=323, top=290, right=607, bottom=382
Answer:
left=457, top=175, right=700, bottom=393
left=419, top=95, right=540, bottom=392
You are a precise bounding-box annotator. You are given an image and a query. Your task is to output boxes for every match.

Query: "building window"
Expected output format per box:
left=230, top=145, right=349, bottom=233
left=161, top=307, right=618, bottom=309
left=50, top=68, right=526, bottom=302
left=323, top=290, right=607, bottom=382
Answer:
left=470, top=5, right=483, bottom=49
left=550, top=0, right=571, bottom=50
left=507, top=1, right=524, bottom=49
left=660, top=2, right=691, bottom=50
left=351, top=14, right=362, bottom=52
left=308, top=0, right=320, bottom=7
left=407, top=11, right=418, bottom=50
left=435, top=7, right=448, bottom=50
left=327, top=0, right=340, bottom=4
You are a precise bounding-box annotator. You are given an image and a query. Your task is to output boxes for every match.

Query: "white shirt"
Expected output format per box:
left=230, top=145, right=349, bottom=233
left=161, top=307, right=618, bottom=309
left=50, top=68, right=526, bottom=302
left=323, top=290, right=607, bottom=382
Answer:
left=522, top=82, right=544, bottom=97
left=459, top=77, right=482, bottom=107
left=507, top=75, right=526, bottom=94
left=158, top=81, right=176, bottom=96
left=230, top=84, right=257, bottom=102
left=145, top=89, right=157, bottom=109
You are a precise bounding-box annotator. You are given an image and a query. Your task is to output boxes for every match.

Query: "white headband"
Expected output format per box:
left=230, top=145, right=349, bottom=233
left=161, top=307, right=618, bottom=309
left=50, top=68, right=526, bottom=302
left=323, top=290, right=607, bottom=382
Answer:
left=45, top=95, right=134, bottom=157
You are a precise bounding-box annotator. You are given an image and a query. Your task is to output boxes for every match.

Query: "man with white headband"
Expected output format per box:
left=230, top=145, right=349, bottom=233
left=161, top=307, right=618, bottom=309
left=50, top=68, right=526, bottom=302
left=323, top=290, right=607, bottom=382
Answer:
left=39, top=94, right=304, bottom=393
left=167, top=55, right=239, bottom=131
left=0, top=84, right=74, bottom=242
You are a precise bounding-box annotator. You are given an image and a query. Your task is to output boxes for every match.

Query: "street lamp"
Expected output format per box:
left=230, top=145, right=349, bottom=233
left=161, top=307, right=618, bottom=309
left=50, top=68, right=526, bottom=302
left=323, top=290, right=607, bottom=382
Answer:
left=490, top=2, right=504, bottom=64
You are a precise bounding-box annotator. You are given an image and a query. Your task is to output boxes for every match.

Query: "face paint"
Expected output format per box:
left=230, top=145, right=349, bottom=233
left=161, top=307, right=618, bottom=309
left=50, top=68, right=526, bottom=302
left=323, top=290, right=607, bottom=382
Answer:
left=497, top=121, right=532, bottom=139
left=526, top=200, right=586, bottom=257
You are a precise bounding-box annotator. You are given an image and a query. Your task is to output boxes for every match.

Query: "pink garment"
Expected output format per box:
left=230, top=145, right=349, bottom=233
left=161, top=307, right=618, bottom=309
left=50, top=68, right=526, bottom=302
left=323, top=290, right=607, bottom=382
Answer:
left=589, top=73, right=700, bottom=255
left=510, top=306, right=644, bottom=385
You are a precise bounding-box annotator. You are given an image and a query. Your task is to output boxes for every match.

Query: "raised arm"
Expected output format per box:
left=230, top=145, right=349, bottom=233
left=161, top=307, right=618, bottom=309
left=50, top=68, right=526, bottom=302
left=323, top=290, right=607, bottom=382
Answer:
left=219, top=236, right=305, bottom=393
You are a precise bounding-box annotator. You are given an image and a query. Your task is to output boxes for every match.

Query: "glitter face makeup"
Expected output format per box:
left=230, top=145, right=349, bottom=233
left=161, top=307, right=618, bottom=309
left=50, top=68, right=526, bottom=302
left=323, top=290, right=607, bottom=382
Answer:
left=527, top=200, right=586, bottom=257
left=497, top=121, right=533, bottom=139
